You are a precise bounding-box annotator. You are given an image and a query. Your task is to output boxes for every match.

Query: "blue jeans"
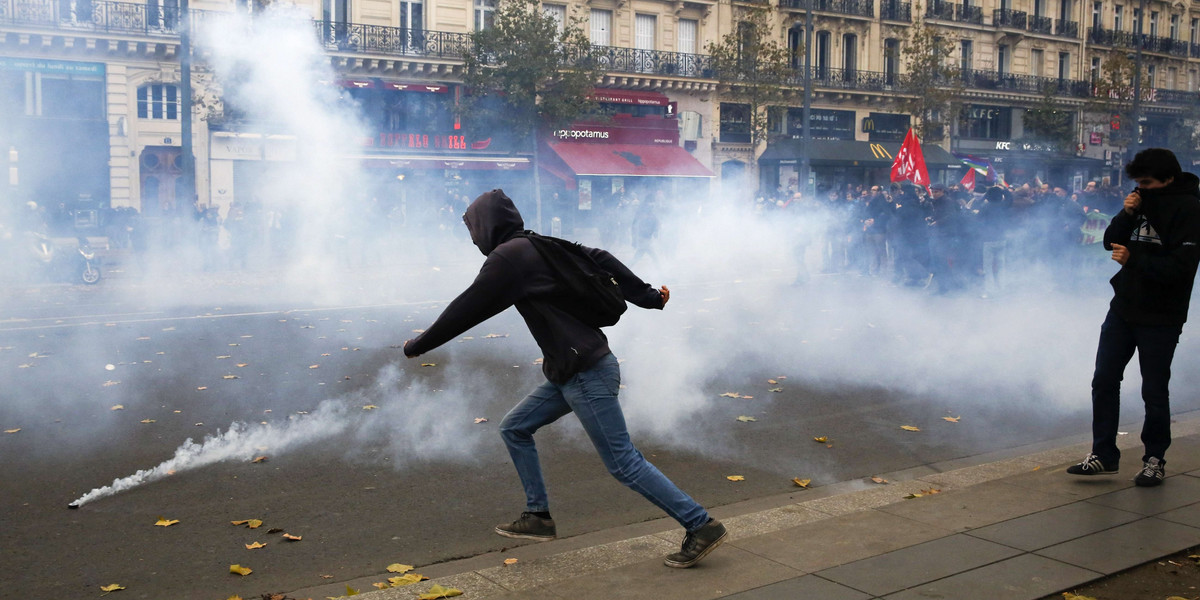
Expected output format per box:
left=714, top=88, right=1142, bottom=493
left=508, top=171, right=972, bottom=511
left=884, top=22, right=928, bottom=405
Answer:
left=499, top=353, right=710, bottom=532
left=1091, top=309, right=1182, bottom=465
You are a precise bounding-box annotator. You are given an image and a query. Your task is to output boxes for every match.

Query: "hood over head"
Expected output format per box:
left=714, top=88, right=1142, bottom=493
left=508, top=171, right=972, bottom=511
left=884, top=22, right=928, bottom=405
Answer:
left=463, top=189, right=525, bottom=255
left=1138, top=171, right=1200, bottom=201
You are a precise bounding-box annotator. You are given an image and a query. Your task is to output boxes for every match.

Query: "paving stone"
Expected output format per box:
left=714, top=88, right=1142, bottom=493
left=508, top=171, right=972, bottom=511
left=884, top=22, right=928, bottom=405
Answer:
left=966, top=501, right=1144, bottom=551
left=815, top=534, right=1022, bottom=597
left=875, top=480, right=1075, bottom=532
left=735, top=509, right=951, bottom=573
left=798, top=480, right=934, bottom=517
left=1035, top=517, right=1200, bottom=574
left=542, top=545, right=801, bottom=600
left=919, top=458, right=1044, bottom=489
left=1086, top=474, right=1200, bottom=515
left=1003, top=463, right=1136, bottom=500
left=721, top=574, right=873, bottom=600
left=1154, top=502, right=1200, bottom=528
left=476, top=534, right=675, bottom=592
left=363, top=572, right=505, bottom=599
left=881, top=554, right=1101, bottom=600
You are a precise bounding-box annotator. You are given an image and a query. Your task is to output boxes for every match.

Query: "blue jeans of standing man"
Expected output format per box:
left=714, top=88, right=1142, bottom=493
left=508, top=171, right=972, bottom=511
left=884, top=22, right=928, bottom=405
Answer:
left=1091, top=309, right=1182, bottom=466
left=499, top=353, right=711, bottom=532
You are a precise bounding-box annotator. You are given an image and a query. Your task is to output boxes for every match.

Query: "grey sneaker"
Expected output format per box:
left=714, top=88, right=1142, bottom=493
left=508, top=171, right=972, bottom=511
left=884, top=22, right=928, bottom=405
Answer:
left=1134, top=457, right=1165, bottom=487
left=494, top=512, right=556, bottom=541
left=664, top=519, right=727, bottom=568
left=1066, top=453, right=1119, bottom=476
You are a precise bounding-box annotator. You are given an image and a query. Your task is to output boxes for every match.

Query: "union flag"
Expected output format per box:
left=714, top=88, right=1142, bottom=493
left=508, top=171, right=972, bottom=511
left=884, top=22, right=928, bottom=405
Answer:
left=889, top=128, right=930, bottom=188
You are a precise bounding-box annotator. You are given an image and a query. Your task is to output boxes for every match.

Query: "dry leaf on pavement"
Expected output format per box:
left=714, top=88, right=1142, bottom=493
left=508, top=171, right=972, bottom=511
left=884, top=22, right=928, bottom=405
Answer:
left=813, top=436, right=828, bottom=443
left=719, top=392, right=754, bottom=399
left=474, top=418, right=488, bottom=424
left=942, top=416, right=961, bottom=423
left=251, top=456, right=268, bottom=463
left=736, top=416, right=757, bottom=422
left=386, top=563, right=414, bottom=574
left=420, top=363, right=437, bottom=367
left=870, top=477, right=889, bottom=484
left=726, top=475, right=745, bottom=482
left=418, top=584, right=463, bottom=599
left=4, top=429, right=20, bottom=434
left=792, top=478, right=811, bottom=488
left=100, top=583, right=125, bottom=592
left=388, top=574, right=429, bottom=586
left=900, top=425, right=920, bottom=432
left=504, top=558, right=518, bottom=565
left=229, top=564, right=253, bottom=576
left=362, top=405, right=378, bottom=410
left=245, top=542, right=266, bottom=549
left=283, top=533, right=302, bottom=541
left=111, top=405, right=124, bottom=411
left=154, top=517, right=179, bottom=527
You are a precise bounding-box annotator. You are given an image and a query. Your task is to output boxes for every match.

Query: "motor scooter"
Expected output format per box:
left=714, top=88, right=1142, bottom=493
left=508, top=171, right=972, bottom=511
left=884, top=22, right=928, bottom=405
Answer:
left=27, top=233, right=101, bottom=284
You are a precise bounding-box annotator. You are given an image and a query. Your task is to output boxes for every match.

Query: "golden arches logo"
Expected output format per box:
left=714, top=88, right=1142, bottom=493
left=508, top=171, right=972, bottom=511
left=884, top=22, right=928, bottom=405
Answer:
left=870, top=144, right=892, bottom=159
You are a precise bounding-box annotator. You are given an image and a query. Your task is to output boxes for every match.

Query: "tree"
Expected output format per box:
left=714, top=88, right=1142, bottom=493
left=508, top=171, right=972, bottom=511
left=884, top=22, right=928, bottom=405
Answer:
left=897, top=5, right=962, bottom=143
left=1083, top=51, right=1153, bottom=159
left=460, top=0, right=604, bottom=230
left=1020, top=87, right=1077, bottom=151
left=705, top=6, right=794, bottom=146
left=1166, top=102, right=1200, bottom=170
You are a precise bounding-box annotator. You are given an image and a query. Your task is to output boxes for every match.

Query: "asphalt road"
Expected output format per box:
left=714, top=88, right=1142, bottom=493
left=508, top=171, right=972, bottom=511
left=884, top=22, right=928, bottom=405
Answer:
left=3, top=259, right=1197, bottom=600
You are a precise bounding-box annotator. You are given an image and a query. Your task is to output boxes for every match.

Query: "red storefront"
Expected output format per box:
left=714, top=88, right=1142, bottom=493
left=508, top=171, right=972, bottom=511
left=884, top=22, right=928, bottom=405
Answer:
left=540, top=88, right=712, bottom=234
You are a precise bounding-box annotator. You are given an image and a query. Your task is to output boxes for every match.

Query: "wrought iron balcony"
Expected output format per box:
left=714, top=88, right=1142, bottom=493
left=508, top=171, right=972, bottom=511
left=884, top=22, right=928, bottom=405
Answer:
left=312, top=20, right=470, bottom=58
left=787, top=66, right=902, bottom=92
left=1054, top=19, right=1078, bottom=37
left=958, top=69, right=1093, bottom=98
left=779, top=0, right=875, bottom=19
left=1027, top=14, right=1052, bottom=34
left=924, top=0, right=956, bottom=20
left=879, top=0, right=911, bottom=21
left=582, top=45, right=716, bottom=79
left=1087, top=27, right=1190, bottom=57
left=1192, top=42, right=1200, bottom=58
left=1157, top=88, right=1200, bottom=105
left=993, top=8, right=1027, bottom=29
left=956, top=3, right=983, bottom=24
left=1, top=0, right=182, bottom=35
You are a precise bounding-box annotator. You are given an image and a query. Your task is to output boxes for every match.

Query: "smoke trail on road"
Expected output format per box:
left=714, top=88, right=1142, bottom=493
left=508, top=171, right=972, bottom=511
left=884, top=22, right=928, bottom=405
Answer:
left=69, top=400, right=352, bottom=508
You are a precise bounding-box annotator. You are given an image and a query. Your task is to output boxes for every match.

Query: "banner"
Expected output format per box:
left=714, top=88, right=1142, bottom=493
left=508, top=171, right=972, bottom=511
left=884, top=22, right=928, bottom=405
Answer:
left=889, top=129, right=930, bottom=187
left=960, top=168, right=976, bottom=192
left=1081, top=212, right=1111, bottom=245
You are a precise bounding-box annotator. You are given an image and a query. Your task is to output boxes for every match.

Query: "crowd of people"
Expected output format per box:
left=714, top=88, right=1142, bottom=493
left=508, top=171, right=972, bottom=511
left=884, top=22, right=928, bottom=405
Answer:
left=757, top=176, right=1135, bottom=296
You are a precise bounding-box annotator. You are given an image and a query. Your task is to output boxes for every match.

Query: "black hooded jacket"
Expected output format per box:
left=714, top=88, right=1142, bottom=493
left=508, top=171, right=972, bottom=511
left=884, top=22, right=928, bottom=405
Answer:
left=403, top=189, right=665, bottom=383
left=1103, top=172, right=1200, bottom=326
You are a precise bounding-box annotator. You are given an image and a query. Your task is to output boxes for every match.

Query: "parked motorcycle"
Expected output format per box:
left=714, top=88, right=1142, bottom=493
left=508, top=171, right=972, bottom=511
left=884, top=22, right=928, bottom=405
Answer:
left=27, top=233, right=102, bottom=285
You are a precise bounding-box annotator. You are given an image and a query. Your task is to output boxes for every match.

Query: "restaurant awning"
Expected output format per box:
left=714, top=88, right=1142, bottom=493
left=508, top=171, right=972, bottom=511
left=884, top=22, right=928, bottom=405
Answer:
left=759, top=139, right=960, bottom=168
left=546, top=142, right=714, bottom=178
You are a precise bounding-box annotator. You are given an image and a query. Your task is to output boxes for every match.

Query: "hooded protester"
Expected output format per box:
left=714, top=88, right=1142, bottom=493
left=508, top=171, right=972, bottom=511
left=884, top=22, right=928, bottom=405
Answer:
left=1068, top=149, right=1200, bottom=487
left=402, top=189, right=727, bottom=568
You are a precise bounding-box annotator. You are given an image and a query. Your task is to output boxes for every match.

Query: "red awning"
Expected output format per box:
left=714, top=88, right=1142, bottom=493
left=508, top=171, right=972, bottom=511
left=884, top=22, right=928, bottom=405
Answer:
left=339, top=79, right=375, bottom=89
left=381, top=81, right=449, bottom=93
left=589, top=89, right=669, bottom=106
left=547, top=142, right=713, bottom=178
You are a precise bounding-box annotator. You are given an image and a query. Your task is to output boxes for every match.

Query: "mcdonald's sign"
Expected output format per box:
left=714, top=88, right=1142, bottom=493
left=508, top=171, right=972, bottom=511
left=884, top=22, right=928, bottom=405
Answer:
left=865, top=112, right=910, bottom=142
left=863, top=117, right=876, bottom=132
left=870, top=143, right=893, bottom=159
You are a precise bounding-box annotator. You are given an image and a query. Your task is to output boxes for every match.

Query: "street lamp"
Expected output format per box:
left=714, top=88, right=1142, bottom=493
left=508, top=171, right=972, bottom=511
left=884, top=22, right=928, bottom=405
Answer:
left=1129, top=0, right=1146, bottom=159
left=799, top=0, right=814, bottom=198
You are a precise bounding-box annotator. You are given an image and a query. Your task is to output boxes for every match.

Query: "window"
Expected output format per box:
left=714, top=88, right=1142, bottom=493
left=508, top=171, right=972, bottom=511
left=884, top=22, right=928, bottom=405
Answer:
left=590, top=9, right=611, bottom=45
left=1058, top=52, right=1069, bottom=79
left=474, top=0, right=496, bottom=30
left=842, top=33, right=857, bottom=73
left=814, top=31, right=830, bottom=78
left=961, top=105, right=1012, bottom=139
left=1191, top=69, right=1198, bottom=92
left=321, top=0, right=349, bottom=23
left=1150, top=11, right=1158, bottom=37
left=1148, top=64, right=1157, bottom=86
left=1114, top=5, right=1123, bottom=31
left=1030, top=49, right=1043, bottom=77
left=788, top=26, right=803, bottom=68
left=1033, top=0, right=1043, bottom=17
left=960, top=39, right=973, bottom=72
left=884, top=38, right=900, bottom=84
left=1193, top=18, right=1199, bottom=43
left=1059, top=0, right=1070, bottom=21
left=1090, top=56, right=1101, bottom=84
left=400, top=1, right=423, bottom=36
left=1170, top=14, right=1179, bottom=39
left=1167, top=67, right=1177, bottom=90
left=719, top=102, right=751, bottom=143
left=678, top=18, right=697, bottom=54
left=997, top=44, right=1009, bottom=76
left=137, top=83, right=179, bottom=120
left=1133, top=7, right=1141, bottom=33
left=1091, top=2, right=1101, bottom=29
left=635, top=14, right=655, bottom=50
left=543, top=4, right=565, bottom=34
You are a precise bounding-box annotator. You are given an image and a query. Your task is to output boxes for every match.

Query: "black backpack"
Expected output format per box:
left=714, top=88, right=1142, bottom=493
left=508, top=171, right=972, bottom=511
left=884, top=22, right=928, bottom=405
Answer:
left=517, top=232, right=628, bottom=328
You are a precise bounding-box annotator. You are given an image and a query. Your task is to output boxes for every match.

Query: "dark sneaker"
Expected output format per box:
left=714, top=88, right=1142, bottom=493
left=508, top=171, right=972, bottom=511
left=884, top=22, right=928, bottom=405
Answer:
left=1134, top=457, right=1165, bottom=487
left=494, top=512, right=556, bottom=541
left=663, top=519, right=727, bottom=568
left=1066, top=453, right=1119, bottom=476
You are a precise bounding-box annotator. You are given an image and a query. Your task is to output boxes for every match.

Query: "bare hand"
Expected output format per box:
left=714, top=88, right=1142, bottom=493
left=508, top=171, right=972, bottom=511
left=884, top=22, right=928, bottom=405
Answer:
left=1123, top=192, right=1141, bottom=215
left=659, top=285, right=670, bottom=307
left=1111, top=243, right=1130, bottom=265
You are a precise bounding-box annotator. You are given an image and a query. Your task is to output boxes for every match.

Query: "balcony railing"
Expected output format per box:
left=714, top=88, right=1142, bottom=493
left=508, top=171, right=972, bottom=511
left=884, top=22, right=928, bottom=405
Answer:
left=779, top=0, right=875, bottom=18
left=956, top=3, right=983, bottom=24
left=312, top=20, right=469, bottom=58
left=1054, top=19, right=1079, bottom=37
left=787, top=66, right=903, bottom=92
left=994, top=8, right=1027, bottom=29
left=1192, top=43, right=1200, bottom=58
left=959, top=69, right=1093, bottom=97
left=879, top=1, right=911, bottom=21
left=1027, top=14, right=1052, bottom=34
left=1088, top=27, right=1191, bottom=57
left=925, top=0, right=956, bottom=20
left=1, top=0, right=182, bottom=35
left=581, top=45, right=716, bottom=78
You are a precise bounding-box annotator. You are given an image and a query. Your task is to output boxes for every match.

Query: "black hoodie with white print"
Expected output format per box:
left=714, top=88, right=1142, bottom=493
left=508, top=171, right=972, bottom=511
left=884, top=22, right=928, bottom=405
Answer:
left=1103, top=172, right=1200, bottom=326
left=404, top=189, right=665, bottom=383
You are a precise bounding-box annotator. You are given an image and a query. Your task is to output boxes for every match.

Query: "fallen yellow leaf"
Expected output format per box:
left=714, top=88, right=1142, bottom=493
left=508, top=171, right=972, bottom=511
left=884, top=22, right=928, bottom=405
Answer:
left=719, top=392, right=754, bottom=399
left=229, top=564, right=253, bottom=576
left=103, top=380, right=121, bottom=387
left=248, top=519, right=263, bottom=529
left=251, top=456, right=268, bottom=463
left=386, top=563, right=414, bottom=574
left=768, top=387, right=783, bottom=392
left=100, top=583, right=125, bottom=592
left=226, top=596, right=243, bottom=600
left=362, top=405, right=378, bottom=410
left=4, top=428, right=20, bottom=434
left=236, top=363, right=249, bottom=368
left=283, top=533, right=302, bottom=541
left=900, top=425, right=920, bottom=432
left=140, top=419, right=156, bottom=424
left=870, top=477, right=889, bottom=484
left=197, top=386, right=208, bottom=391
left=216, top=355, right=232, bottom=359
left=726, top=475, right=745, bottom=482
left=942, top=416, right=961, bottom=423
left=474, top=418, right=488, bottom=424
left=792, top=478, right=811, bottom=488
left=111, top=405, right=124, bottom=411
left=223, top=375, right=239, bottom=380
left=503, top=558, right=518, bottom=565
left=343, top=584, right=359, bottom=596
left=154, top=517, right=179, bottom=527
left=736, top=415, right=757, bottom=422
left=388, top=574, right=429, bottom=586
left=245, top=542, right=266, bottom=549
left=309, top=365, right=320, bottom=369
left=372, top=583, right=390, bottom=590
left=813, top=436, right=828, bottom=443
left=418, top=584, right=463, bottom=600
left=420, top=363, right=437, bottom=367
left=767, top=379, right=778, bottom=384
left=1061, top=594, right=1099, bottom=600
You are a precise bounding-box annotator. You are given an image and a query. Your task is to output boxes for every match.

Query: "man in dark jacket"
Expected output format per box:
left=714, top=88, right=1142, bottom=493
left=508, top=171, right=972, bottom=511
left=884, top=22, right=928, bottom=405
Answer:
left=1068, top=149, right=1200, bottom=486
left=402, top=189, right=727, bottom=568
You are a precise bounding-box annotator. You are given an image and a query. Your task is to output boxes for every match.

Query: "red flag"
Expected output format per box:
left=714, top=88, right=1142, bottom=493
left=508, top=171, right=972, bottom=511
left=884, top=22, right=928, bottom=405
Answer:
left=890, top=129, right=930, bottom=187
left=960, top=167, right=976, bottom=192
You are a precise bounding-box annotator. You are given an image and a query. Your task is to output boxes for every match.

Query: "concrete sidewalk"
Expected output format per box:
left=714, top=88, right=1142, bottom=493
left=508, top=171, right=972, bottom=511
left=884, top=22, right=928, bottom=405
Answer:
left=291, top=414, right=1200, bottom=600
